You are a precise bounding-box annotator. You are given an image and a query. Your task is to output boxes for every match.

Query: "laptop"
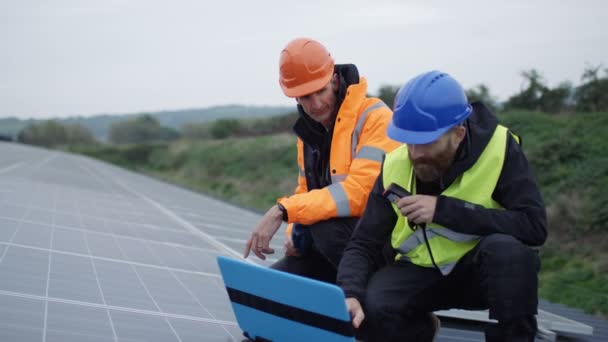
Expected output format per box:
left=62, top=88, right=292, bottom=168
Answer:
left=216, top=256, right=355, bottom=342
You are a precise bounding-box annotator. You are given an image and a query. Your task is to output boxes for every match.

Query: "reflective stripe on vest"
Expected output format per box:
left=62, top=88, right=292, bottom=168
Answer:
left=395, top=227, right=480, bottom=255
left=351, top=102, right=388, bottom=159
left=382, top=125, right=512, bottom=275
left=397, top=253, right=462, bottom=275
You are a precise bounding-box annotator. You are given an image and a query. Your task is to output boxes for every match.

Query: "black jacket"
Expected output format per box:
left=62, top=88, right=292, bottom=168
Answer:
left=292, top=64, right=360, bottom=190
left=336, top=102, right=548, bottom=302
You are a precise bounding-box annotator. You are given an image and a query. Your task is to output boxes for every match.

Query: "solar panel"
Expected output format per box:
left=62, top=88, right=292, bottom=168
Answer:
left=0, top=141, right=603, bottom=342
left=434, top=308, right=594, bottom=341
left=0, top=143, right=261, bottom=341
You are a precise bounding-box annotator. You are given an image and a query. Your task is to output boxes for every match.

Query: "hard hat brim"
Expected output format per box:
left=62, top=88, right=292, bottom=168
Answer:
left=386, top=120, right=452, bottom=145
left=280, top=72, right=333, bottom=98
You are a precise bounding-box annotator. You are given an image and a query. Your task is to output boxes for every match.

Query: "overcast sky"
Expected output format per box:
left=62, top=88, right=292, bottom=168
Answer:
left=1, top=0, right=606, bottom=119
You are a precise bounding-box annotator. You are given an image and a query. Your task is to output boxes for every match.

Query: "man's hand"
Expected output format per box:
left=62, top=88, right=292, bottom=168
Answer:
left=283, top=234, right=300, bottom=257
left=397, top=194, right=437, bottom=225
left=346, top=297, right=365, bottom=328
left=243, top=205, right=283, bottom=260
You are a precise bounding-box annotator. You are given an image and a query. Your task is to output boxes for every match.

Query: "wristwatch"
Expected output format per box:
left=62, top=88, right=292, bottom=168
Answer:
left=276, top=203, right=288, bottom=222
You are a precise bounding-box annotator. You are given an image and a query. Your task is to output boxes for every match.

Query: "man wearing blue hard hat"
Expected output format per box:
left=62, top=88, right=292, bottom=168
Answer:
left=337, top=71, right=547, bottom=341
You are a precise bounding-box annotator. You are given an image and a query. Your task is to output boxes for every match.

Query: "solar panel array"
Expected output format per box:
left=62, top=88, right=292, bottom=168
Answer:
left=0, top=142, right=281, bottom=341
left=0, top=141, right=604, bottom=342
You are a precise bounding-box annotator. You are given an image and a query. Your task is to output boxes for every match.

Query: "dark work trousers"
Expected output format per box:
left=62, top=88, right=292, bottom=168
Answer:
left=362, top=233, right=540, bottom=342
left=271, top=217, right=359, bottom=283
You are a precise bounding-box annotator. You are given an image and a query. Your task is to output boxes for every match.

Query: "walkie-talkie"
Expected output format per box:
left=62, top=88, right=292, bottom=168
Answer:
left=383, top=183, right=411, bottom=203
left=384, top=183, right=441, bottom=274
left=383, top=183, right=419, bottom=231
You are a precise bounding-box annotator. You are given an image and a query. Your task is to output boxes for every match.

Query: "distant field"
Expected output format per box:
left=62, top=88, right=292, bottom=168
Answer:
left=0, top=104, right=292, bottom=140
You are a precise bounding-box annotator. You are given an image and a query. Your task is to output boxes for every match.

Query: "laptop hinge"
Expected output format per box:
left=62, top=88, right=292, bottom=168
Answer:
left=243, top=332, right=273, bottom=342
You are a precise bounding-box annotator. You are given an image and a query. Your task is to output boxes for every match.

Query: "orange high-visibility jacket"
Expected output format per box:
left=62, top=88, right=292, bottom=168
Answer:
left=279, top=77, right=400, bottom=235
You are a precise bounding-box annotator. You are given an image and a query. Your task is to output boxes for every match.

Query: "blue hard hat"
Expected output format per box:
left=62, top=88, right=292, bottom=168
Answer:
left=387, top=70, right=472, bottom=144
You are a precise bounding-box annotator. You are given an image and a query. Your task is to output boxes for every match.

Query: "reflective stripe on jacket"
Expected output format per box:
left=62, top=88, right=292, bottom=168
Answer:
left=280, top=77, right=399, bottom=234
left=382, top=125, right=511, bottom=275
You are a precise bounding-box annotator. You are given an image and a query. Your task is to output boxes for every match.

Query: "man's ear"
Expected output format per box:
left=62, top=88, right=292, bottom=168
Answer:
left=452, top=125, right=466, bottom=145
left=331, top=73, right=339, bottom=92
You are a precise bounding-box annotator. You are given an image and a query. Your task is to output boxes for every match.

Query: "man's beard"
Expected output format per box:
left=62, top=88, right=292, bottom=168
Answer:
left=307, top=104, right=337, bottom=128
left=411, top=142, right=457, bottom=183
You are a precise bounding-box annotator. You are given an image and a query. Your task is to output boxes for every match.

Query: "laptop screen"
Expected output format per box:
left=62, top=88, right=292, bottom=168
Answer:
left=216, top=256, right=355, bottom=342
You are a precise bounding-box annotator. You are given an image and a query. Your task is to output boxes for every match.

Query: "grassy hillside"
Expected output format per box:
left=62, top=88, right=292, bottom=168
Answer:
left=499, top=111, right=608, bottom=316
left=149, top=134, right=298, bottom=209
left=70, top=134, right=298, bottom=211
left=68, top=111, right=608, bottom=316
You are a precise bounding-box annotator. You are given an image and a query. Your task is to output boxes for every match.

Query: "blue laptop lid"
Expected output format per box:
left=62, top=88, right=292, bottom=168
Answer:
left=216, top=256, right=355, bottom=342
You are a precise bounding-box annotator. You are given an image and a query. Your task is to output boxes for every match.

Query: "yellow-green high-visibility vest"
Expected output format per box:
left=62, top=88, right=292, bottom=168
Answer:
left=382, top=125, right=517, bottom=275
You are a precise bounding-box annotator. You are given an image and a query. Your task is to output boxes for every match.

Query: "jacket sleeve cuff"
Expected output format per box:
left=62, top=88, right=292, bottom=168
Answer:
left=342, top=287, right=365, bottom=304
left=277, top=197, right=291, bottom=222
left=434, top=195, right=483, bottom=233
left=276, top=202, right=288, bottom=222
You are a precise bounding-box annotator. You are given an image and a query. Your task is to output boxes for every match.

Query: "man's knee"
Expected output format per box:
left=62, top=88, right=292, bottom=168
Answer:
left=271, top=256, right=311, bottom=277
left=478, top=234, right=540, bottom=320
left=362, top=287, right=386, bottom=320
left=271, top=254, right=337, bottom=283
left=363, top=289, right=435, bottom=342
left=478, top=234, right=539, bottom=271
left=308, top=218, right=357, bottom=242
left=361, top=265, right=441, bottom=341
left=363, top=272, right=415, bottom=322
left=308, top=217, right=358, bottom=265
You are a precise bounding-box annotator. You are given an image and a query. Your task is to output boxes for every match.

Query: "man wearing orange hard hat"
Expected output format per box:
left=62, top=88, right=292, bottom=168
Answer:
left=244, top=38, right=399, bottom=283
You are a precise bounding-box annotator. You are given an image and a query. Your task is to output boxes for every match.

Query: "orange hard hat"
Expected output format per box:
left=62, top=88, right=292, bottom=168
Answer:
left=279, top=38, right=335, bottom=98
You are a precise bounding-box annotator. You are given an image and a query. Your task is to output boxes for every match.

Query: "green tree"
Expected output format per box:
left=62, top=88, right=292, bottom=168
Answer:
left=209, top=119, right=242, bottom=139
left=465, top=84, right=499, bottom=112
left=539, top=81, right=573, bottom=114
left=575, top=64, right=608, bottom=112
left=109, top=114, right=180, bottom=144
left=182, top=112, right=298, bottom=140
left=376, top=85, right=401, bottom=108
left=504, top=69, right=547, bottom=111
left=17, top=120, right=95, bottom=147
left=503, top=69, right=571, bottom=114
left=182, top=122, right=212, bottom=140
